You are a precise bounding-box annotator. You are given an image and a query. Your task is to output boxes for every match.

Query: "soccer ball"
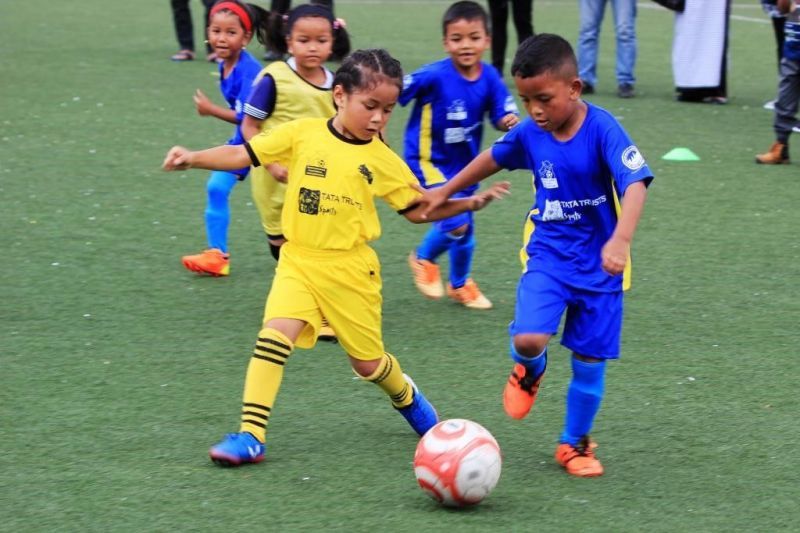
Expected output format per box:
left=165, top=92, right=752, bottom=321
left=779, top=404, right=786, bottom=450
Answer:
left=413, top=418, right=502, bottom=507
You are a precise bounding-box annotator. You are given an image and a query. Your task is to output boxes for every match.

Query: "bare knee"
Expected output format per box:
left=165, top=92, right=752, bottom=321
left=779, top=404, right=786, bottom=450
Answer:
left=350, top=355, right=381, bottom=377
left=513, top=333, right=550, bottom=357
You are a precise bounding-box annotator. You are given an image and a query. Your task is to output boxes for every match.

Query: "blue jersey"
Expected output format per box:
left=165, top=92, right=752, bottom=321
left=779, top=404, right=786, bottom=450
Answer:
left=219, top=49, right=262, bottom=146
left=492, top=103, right=654, bottom=293
left=400, top=58, right=517, bottom=192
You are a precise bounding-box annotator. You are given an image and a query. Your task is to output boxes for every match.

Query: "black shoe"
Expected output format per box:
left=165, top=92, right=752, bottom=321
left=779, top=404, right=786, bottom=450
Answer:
left=581, top=80, right=595, bottom=94
left=617, top=83, right=635, bottom=98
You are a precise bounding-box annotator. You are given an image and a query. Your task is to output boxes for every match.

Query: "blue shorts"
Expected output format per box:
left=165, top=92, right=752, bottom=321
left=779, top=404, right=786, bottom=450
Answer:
left=509, top=270, right=623, bottom=359
left=432, top=189, right=474, bottom=234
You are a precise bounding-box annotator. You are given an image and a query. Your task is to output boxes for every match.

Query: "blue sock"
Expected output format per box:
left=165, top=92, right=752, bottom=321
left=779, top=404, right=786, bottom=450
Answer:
left=561, top=357, right=606, bottom=445
left=416, top=227, right=453, bottom=262
left=204, top=171, right=238, bottom=253
left=448, top=226, right=474, bottom=288
left=509, top=341, right=547, bottom=378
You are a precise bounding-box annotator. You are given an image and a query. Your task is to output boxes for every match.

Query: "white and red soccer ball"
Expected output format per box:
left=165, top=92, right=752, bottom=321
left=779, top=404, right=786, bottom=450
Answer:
left=413, top=419, right=502, bottom=507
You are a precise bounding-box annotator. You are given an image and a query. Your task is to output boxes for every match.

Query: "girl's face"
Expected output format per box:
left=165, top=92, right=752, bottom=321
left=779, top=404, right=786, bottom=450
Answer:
left=287, top=16, right=334, bottom=70
left=207, top=11, right=251, bottom=61
left=333, top=80, right=400, bottom=141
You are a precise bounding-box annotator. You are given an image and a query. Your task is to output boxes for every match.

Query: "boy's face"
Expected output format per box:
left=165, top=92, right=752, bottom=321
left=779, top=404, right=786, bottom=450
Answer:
left=514, top=70, right=581, bottom=132
left=443, top=18, right=490, bottom=71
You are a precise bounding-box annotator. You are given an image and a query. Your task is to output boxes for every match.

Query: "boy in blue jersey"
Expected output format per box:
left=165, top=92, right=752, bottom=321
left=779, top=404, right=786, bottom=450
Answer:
left=402, top=1, right=519, bottom=310
left=420, top=34, right=653, bottom=477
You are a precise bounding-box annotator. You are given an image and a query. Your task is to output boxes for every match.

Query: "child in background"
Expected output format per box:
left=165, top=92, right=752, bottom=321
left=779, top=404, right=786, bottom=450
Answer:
left=162, top=49, right=510, bottom=467
left=241, top=3, right=350, bottom=262
left=180, top=1, right=267, bottom=276
left=419, top=34, right=653, bottom=477
left=242, top=3, right=349, bottom=341
left=756, top=0, right=800, bottom=164
left=402, top=1, right=519, bottom=310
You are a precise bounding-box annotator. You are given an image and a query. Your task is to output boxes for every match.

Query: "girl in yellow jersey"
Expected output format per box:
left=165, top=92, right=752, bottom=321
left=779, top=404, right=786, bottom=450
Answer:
left=241, top=3, right=350, bottom=261
left=163, top=49, right=509, bottom=467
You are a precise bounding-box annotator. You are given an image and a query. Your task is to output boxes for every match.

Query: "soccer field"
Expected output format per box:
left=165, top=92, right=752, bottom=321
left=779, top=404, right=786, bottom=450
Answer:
left=2, top=0, right=799, bottom=530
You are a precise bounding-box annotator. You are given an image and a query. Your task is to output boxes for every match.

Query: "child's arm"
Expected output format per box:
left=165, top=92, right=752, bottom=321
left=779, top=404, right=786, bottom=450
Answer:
left=402, top=181, right=510, bottom=224
left=601, top=181, right=648, bottom=275
left=496, top=113, right=520, bottom=131
left=194, top=89, right=238, bottom=124
left=162, top=144, right=251, bottom=171
left=417, top=149, right=504, bottom=218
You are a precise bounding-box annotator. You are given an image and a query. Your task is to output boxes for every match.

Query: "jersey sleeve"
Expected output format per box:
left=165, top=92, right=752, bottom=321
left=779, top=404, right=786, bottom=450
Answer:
left=399, top=66, right=434, bottom=107
left=374, top=150, right=423, bottom=211
left=244, top=74, right=277, bottom=120
left=487, top=68, right=519, bottom=126
left=601, top=121, right=654, bottom=194
left=490, top=122, right=530, bottom=170
left=245, top=120, right=296, bottom=168
left=234, top=63, right=261, bottom=124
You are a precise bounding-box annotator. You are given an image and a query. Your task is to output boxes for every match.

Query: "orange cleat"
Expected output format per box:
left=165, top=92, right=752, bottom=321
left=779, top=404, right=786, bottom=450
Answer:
left=446, top=278, right=492, bottom=310
left=181, top=248, right=230, bottom=276
left=408, top=251, right=444, bottom=299
left=555, top=436, right=604, bottom=477
left=318, top=316, right=337, bottom=343
left=503, top=363, right=545, bottom=419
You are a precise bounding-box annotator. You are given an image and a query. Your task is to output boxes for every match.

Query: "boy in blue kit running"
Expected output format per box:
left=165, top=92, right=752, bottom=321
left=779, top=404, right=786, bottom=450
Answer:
left=420, top=34, right=653, bottom=477
left=402, top=1, right=519, bottom=310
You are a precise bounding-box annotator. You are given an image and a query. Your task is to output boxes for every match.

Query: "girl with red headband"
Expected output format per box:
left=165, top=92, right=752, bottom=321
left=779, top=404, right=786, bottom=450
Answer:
left=180, top=1, right=269, bottom=277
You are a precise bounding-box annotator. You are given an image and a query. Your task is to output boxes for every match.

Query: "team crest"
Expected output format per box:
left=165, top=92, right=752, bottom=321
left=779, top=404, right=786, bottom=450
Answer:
left=358, top=164, right=374, bottom=185
left=622, top=145, right=645, bottom=170
left=446, top=100, right=467, bottom=121
left=538, top=161, right=559, bottom=189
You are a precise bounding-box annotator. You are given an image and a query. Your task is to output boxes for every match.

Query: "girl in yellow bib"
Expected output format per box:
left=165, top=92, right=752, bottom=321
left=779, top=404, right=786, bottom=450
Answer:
left=241, top=3, right=350, bottom=261
left=163, top=49, right=509, bottom=467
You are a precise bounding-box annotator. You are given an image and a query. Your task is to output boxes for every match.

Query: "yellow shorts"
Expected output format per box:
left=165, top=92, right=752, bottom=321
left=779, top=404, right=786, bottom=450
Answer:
left=250, top=165, right=287, bottom=237
left=263, top=242, right=384, bottom=360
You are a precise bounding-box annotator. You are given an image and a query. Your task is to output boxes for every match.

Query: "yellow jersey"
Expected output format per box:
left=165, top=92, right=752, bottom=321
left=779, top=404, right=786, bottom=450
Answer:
left=247, top=118, right=421, bottom=251
left=254, top=60, right=335, bottom=131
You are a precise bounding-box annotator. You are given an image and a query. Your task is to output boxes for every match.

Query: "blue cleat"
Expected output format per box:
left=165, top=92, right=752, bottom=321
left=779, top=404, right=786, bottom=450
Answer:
left=396, top=374, right=439, bottom=436
left=209, top=432, right=265, bottom=467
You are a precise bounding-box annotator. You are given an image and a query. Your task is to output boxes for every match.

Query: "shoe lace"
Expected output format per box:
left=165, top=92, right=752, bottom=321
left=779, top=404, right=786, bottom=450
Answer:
left=573, top=436, right=597, bottom=457
left=512, top=367, right=539, bottom=394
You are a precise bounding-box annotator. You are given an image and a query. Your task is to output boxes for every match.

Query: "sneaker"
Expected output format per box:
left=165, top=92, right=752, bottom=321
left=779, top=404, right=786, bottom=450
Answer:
left=408, top=251, right=444, bottom=299
left=170, top=49, right=195, bottom=61
left=503, top=363, right=545, bottom=419
left=318, top=316, right=337, bottom=343
left=209, top=432, right=265, bottom=467
left=555, top=436, right=604, bottom=477
left=617, top=83, right=635, bottom=99
left=764, top=99, right=776, bottom=111
left=581, top=80, right=595, bottom=95
left=446, top=278, right=492, bottom=310
left=755, top=142, right=789, bottom=164
left=181, top=248, right=230, bottom=276
left=396, top=374, right=439, bottom=436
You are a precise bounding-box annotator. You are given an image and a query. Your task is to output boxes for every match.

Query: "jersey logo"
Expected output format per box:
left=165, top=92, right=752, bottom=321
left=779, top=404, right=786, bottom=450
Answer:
left=305, top=159, right=327, bottom=178
left=622, top=145, right=645, bottom=170
left=403, top=74, right=414, bottom=90
left=358, top=164, right=374, bottom=185
left=446, top=100, right=467, bottom=121
left=538, top=161, right=559, bottom=189
left=299, top=187, right=320, bottom=215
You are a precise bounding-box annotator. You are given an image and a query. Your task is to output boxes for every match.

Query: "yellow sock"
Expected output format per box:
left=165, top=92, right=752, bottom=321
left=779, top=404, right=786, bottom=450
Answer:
left=239, top=327, right=293, bottom=443
left=363, top=353, right=413, bottom=408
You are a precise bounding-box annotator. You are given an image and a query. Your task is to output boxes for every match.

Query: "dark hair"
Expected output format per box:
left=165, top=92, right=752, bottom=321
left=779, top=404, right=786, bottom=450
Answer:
left=511, top=34, right=577, bottom=79
left=442, top=1, right=490, bottom=36
left=265, top=3, right=351, bottom=61
left=209, top=1, right=272, bottom=48
left=332, top=49, right=404, bottom=94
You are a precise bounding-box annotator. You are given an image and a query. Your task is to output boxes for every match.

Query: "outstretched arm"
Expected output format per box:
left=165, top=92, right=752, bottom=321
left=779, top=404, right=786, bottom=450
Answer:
left=402, top=181, right=510, bottom=223
left=601, top=181, right=648, bottom=275
left=162, top=144, right=251, bottom=171
left=417, top=149, right=504, bottom=219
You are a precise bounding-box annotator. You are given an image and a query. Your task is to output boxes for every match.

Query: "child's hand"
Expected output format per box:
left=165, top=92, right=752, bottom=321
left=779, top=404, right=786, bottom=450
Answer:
left=471, top=181, right=511, bottom=211
left=193, top=89, right=214, bottom=116
left=601, top=235, right=630, bottom=275
left=162, top=146, right=193, bottom=171
left=498, top=113, right=520, bottom=131
left=416, top=184, right=449, bottom=220
left=266, top=163, right=289, bottom=183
